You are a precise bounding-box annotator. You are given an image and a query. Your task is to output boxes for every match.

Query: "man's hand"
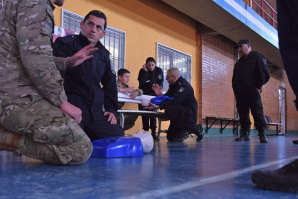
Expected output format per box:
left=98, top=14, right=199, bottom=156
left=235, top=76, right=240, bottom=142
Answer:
left=129, top=91, right=139, bottom=99
left=143, top=102, right=159, bottom=110
left=68, top=43, right=98, bottom=67
left=152, top=84, right=163, bottom=96
left=142, top=64, right=148, bottom=71
left=126, top=87, right=134, bottom=93
left=60, top=101, right=82, bottom=124
left=104, top=111, right=117, bottom=124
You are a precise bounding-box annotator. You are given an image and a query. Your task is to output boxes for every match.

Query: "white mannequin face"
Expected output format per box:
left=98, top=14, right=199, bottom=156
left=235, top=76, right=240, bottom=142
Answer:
left=131, top=130, right=154, bottom=153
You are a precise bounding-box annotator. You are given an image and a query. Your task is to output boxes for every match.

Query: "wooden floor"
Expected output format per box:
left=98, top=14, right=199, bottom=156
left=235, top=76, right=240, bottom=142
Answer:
left=1, top=134, right=298, bottom=199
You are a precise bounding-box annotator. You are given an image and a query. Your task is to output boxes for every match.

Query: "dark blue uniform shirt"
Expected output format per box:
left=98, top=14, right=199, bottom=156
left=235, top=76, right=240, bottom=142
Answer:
left=53, top=34, right=118, bottom=123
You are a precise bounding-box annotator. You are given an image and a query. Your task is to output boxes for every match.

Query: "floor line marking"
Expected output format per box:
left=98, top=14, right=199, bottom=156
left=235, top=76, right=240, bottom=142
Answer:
left=117, top=156, right=298, bottom=199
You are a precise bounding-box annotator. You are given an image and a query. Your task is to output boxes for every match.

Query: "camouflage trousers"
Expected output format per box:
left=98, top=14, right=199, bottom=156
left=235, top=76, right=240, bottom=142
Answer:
left=0, top=95, right=92, bottom=165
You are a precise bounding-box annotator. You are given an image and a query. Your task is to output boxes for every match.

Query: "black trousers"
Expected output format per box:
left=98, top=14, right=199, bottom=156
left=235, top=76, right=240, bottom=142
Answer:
left=138, top=104, right=157, bottom=131
left=235, top=92, right=266, bottom=132
left=165, top=105, right=188, bottom=141
left=277, top=0, right=298, bottom=98
left=80, top=116, right=124, bottom=141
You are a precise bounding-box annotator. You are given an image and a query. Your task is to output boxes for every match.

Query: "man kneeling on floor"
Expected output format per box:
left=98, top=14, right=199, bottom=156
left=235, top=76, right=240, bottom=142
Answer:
left=144, top=68, right=203, bottom=142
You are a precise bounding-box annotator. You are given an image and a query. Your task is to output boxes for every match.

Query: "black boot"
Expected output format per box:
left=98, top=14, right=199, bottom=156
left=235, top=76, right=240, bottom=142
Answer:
left=252, top=159, right=298, bottom=192
left=293, top=140, right=298, bottom=144
left=259, top=128, right=268, bottom=143
left=235, top=129, right=250, bottom=141
left=169, top=130, right=189, bottom=142
left=151, top=129, right=159, bottom=141
left=190, top=124, right=204, bottom=141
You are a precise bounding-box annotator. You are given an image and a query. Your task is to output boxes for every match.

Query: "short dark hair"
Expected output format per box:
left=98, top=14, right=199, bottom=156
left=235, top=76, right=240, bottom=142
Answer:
left=118, top=68, right=130, bottom=76
left=146, top=57, right=156, bottom=64
left=237, top=39, right=251, bottom=46
left=84, top=10, right=107, bottom=30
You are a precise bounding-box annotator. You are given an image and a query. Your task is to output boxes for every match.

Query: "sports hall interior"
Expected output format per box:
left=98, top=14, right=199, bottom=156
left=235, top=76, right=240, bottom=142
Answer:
left=1, top=0, right=298, bottom=198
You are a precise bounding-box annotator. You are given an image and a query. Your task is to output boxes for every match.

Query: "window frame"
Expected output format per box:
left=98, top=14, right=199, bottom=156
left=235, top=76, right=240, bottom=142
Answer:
left=156, top=43, right=192, bottom=92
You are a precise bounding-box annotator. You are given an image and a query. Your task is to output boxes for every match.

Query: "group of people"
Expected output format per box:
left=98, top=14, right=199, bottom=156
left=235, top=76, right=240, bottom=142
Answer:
left=0, top=0, right=202, bottom=165
left=117, top=58, right=203, bottom=142
left=0, top=0, right=297, bottom=193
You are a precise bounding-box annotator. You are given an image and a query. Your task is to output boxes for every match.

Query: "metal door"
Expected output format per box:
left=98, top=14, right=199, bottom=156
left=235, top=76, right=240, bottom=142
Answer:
left=279, top=88, right=286, bottom=134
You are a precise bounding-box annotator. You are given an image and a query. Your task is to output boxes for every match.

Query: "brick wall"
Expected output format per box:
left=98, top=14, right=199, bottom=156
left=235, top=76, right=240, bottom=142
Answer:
left=200, top=34, right=298, bottom=132
left=201, top=34, right=237, bottom=121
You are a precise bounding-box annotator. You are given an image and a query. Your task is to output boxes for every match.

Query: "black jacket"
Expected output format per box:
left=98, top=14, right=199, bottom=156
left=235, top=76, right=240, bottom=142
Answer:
left=53, top=34, right=118, bottom=122
left=160, top=76, right=198, bottom=128
left=138, top=66, right=163, bottom=95
left=232, top=51, right=270, bottom=93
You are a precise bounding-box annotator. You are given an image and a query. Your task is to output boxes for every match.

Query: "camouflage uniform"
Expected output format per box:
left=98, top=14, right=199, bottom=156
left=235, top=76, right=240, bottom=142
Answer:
left=0, top=0, right=92, bottom=165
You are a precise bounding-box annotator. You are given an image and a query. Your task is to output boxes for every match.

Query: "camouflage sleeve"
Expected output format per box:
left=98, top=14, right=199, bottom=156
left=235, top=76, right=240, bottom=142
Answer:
left=53, top=57, right=69, bottom=71
left=133, top=89, right=143, bottom=96
left=16, top=1, right=67, bottom=106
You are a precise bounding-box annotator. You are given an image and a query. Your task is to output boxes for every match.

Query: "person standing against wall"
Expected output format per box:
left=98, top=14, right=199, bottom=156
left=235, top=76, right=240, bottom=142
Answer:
left=232, top=39, right=270, bottom=143
left=138, top=57, right=163, bottom=140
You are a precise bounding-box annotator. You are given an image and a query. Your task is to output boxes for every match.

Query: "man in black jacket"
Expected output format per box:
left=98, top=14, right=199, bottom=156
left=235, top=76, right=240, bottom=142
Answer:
left=53, top=10, right=124, bottom=141
left=232, top=39, right=270, bottom=143
left=144, top=68, right=203, bottom=142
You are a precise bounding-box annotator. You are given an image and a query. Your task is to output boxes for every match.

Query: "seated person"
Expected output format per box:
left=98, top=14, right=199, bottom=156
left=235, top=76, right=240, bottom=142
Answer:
left=117, top=69, right=143, bottom=130
left=53, top=10, right=124, bottom=141
left=144, top=68, right=203, bottom=142
left=117, top=68, right=143, bottom=108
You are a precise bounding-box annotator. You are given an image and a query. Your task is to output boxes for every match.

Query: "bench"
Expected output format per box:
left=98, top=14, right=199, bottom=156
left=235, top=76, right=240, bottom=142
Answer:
left=117, top=93, right=169, bottom=139
left=205, top=115, right=281, bottom=135
left=264, top=115, right=281, bottom=135
left=205, top=116, right=240, bottom=134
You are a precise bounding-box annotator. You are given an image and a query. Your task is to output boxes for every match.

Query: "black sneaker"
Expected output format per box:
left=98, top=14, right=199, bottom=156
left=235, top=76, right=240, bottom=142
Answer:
left=190, top=124, right=204, bottom=141
left=252, top=159, right=298, bottom=192
left=170, top=130, right=189, bottom=142
left=235, top=134, right=250, bottom=142
left=259, top=132, right=268, bottom=143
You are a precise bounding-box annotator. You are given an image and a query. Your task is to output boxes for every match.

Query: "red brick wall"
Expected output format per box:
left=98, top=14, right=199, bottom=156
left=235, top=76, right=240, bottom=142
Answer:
left=200, top=34, right=298, bottom=132
left=201, top=35, right=237, bottom=120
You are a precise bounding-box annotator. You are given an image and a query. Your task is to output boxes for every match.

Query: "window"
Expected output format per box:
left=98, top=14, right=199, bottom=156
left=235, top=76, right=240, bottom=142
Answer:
left=156, top=43, right=191, bottom=91
left=61, top=9, right=82, bottom=34
left=61, top=9, right=125, bottom=72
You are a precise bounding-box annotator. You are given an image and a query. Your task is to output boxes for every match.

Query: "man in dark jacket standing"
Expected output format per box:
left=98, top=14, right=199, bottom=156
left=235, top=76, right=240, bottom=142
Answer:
left=145, top=68, right=203, bottom=142
left=53, top=10, right=124, bottom=141
left=232, top=39, right=270, bottom=143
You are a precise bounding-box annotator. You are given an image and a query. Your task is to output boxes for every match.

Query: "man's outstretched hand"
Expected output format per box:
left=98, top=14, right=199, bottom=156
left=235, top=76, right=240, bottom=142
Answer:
left=68, top=43, right=98, bottom=67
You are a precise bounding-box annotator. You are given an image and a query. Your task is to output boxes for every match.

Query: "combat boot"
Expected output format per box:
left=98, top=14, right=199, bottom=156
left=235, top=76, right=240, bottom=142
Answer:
left=252, top=159, right=298, bottom=192
left=170, top=130, right=189, bottom=142
left=258, top=128, right=268, bottom=143
left=235, top=129, right=250, bottom=141
left=190, top=124, right=204, bottom=141
left=0, top=126, right=22, bottom=156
